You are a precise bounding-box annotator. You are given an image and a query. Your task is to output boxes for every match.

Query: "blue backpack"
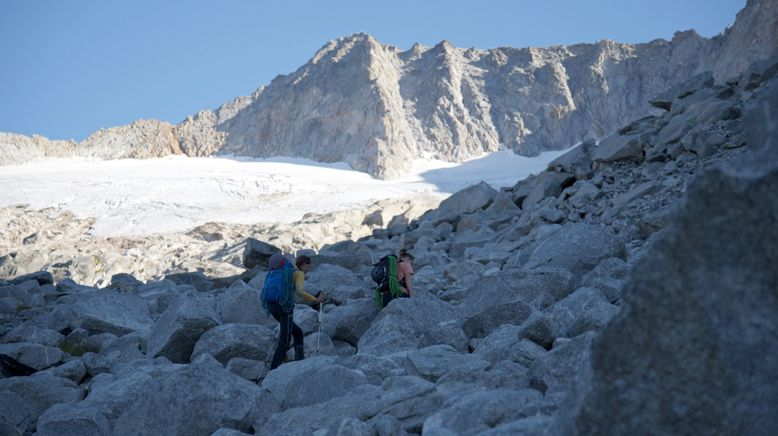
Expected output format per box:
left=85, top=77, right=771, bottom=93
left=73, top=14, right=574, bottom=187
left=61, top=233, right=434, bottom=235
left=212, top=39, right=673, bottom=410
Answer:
left=261, top=262, right=295, bottom=314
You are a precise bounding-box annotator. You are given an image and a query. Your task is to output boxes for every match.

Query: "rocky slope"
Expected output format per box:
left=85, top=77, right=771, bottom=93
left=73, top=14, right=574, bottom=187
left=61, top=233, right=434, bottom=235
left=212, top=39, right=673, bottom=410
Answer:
left=0, top=194, right=442, bottom=286
left=2, top=0, right=776, bottom=178
left=1, top=53, right=776, bottom=435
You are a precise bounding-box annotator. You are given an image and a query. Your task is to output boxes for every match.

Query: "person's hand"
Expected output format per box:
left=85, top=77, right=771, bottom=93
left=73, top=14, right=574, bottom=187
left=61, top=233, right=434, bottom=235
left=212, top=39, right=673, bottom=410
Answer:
left=316, top=293, right=326, bottom=303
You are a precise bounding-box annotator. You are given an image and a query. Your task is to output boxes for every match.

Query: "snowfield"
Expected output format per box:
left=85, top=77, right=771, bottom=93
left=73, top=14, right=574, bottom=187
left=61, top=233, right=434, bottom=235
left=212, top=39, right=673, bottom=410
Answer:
left=0, top=149, right=569, bottom=236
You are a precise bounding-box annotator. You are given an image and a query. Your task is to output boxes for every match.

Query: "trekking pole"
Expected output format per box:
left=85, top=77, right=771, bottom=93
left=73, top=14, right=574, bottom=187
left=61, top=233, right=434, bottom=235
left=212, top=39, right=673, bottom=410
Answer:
left=316, top=302, right=322, bottom=355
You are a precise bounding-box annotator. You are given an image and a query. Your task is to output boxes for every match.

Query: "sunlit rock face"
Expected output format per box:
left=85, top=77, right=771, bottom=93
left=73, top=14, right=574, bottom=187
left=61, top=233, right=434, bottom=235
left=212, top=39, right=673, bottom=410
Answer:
left=2, top=0, right=776, bottom=178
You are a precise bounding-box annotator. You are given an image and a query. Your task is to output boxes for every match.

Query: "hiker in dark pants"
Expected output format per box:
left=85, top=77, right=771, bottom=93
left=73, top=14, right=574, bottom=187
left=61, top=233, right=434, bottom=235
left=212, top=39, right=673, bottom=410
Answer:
left=263, top=253, right=300, bottom=370
left=262, top=253, right=324, bottom=370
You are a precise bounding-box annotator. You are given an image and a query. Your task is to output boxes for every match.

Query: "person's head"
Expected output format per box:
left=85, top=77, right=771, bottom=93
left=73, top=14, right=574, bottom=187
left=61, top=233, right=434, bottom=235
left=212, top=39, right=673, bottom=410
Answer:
left=296, top=255, right=312, bottom=272
left=399, top=249, right=414, bottom=263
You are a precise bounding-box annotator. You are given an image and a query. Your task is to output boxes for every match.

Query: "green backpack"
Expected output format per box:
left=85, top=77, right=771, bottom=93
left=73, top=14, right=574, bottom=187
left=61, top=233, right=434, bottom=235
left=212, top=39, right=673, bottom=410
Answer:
left=372, top=254, right=401, bottom=308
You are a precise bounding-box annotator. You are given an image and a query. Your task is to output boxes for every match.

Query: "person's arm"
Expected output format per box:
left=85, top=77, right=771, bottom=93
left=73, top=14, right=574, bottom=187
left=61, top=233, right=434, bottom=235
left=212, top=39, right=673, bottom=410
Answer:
left=294, top=271, right=318, bottom=303
left=401, top=262, right=414, bottom=297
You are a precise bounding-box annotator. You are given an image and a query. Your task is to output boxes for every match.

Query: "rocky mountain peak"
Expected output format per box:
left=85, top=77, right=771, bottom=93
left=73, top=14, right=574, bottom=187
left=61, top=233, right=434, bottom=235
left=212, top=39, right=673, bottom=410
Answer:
left=1, top=1, right=776, bottom=180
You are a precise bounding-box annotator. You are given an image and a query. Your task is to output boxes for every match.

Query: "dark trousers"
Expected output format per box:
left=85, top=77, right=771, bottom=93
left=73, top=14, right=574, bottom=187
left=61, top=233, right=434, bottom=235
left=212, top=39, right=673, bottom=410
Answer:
left=268, top=302, right=304, bottom=369
left=380, top=289, right=410, bottom=308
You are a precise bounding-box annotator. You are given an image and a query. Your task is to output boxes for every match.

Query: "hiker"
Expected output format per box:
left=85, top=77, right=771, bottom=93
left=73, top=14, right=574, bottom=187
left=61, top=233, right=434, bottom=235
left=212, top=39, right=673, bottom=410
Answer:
left=374, top=249, right=415, bottom=309
left=294, top=255, right=325, bottom=309
left=397, top=249, right=415, bottom=298
left=261, top=253, right=323, bottom=370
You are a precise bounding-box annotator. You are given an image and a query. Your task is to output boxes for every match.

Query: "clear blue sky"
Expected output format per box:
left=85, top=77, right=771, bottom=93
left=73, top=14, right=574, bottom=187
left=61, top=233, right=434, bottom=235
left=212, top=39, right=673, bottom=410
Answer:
left=0, top=0, right=745, bottom=141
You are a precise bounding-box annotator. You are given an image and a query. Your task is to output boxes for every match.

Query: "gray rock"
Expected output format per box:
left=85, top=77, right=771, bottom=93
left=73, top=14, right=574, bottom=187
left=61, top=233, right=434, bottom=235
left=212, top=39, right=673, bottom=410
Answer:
left=9, top=271, right=54, bottom=286
left=435, top=360, right=530, bottom=399
left=521, top=171, right=575, bottom=209
left=6, top=280, right=42, bottom=307
left=113, top=355, right=275, bottom=436
left=257, top=374, right=432, bottom=435
left=226, top=357, right=267, bottom=382
left=147, top=297, right=220, bottom=363
left=581, top=257, right=628, bottom=282
left=524, top=223, right=625, bottom=277
left=36, top=402, right=110, bottom=436
left=462, top=300, right=534, bottom=339
left=358, top=292, right=467, bottom=356
left=528, top=331, right=595, bottom=395
left=449, top=229, right=495, bottom=258
left=591, top=133, right=645, bottom=164
left=242, top=237, right=281, bottom=269
left=0, top=373, right=84, bottom=433
left=304, top=264, right=366, bottom=303
left=516, top=311, right=561, bottom=349
left=1, top=322, right=63, bottom=347
left=0, top=342, right=63, bottom=370
left=80, top=362, right=181, bottom=421
left=211, top=429, right=253, bottom=436
left=474, top=325, right=547, bottom=367
left=547, top=287, right=618, bottom=337
left=649, top=71, right=714, bottom=111
left=479, top=415, right=552, bottom=436
left=422, top=388, right=544, bottom=435
left=604, top=180, right=662, bottom=219
left=404, top=344, right=490, bottom=382
left=42, top=358, right=88, bottom=384
left=374, top=376, right=445, bottom=433
left=262, top=356, right=368, bottom=408
left=107, top=273, right=143, bottom=292
left=547, top=139, right=595, bottom=180
left=164, top=271, right=214, bottom=292
left=293, top=305, right=320, bottom=335
left=567, top=180, right=601, bottom=209
left=334, top=417, right=374, bottom=436
left=430, top=182, right=498, bottom=224
left=191, top=323, right=276, bottom=365
left=325, top=298, right=378, bottom=345
left=59, top=289, right=153, bottom=336
left=561, top=81, right=778, bottom=435
left=0, top=390, right=33, bottom=434
left=294, top=331, right=338, bottom=358
left=216, top=280, right=275, bottom=328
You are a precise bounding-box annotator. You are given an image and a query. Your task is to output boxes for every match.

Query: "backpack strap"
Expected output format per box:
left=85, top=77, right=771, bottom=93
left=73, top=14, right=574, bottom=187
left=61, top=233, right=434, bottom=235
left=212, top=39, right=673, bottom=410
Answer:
left=387, top=255, right=402, bottom=298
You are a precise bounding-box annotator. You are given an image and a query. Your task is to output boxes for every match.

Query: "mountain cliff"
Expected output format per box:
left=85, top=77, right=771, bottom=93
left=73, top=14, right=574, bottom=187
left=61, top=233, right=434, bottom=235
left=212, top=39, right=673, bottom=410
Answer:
left=2, top=0, right=776, bottom=178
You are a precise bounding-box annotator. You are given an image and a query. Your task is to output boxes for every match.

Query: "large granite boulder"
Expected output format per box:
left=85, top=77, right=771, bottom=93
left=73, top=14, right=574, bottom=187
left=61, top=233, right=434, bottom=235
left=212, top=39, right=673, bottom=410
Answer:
left=0, top=373, right=84, bottom=434
left=146, top=297, right=220, bottom=363
left=257, top=375, right=434, bottom=435
left=0, top=342, right=63, bottom=370
left=527, top=331, right=595, bottom=395
left=216, top=280, right=275, bottom=328
left=473, top=324, right=547, bottom=367
left=428, top=182, right=498, bottom=224
left=35, top=402, right=111, bottom=436
left=357, top=292, right=467, bottom=356
left=404, top=344, right=490, bottom=382
left=422, top=388, right=545, bottom=435
left=262, top=356, right=370, bottom=409
left=324, top=297, right=379, bottom=345
left=113, top=355, right=277, bottom=435
left=560, top=81, right=778, bottom=435
left=523, top=223, right=625, bottom=278
left=58, top=289, right=153, bottom=336
left=242, top=238, right=281, bottom=269
left=191, top=323, right=276, bottom=365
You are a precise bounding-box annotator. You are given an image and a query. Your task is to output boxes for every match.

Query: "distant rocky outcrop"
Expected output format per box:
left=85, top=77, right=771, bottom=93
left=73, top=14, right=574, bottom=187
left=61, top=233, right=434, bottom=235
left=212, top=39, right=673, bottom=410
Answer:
left=2, top=0, right=776, bottom=178
left=1, top=52, right=776, bottom=435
